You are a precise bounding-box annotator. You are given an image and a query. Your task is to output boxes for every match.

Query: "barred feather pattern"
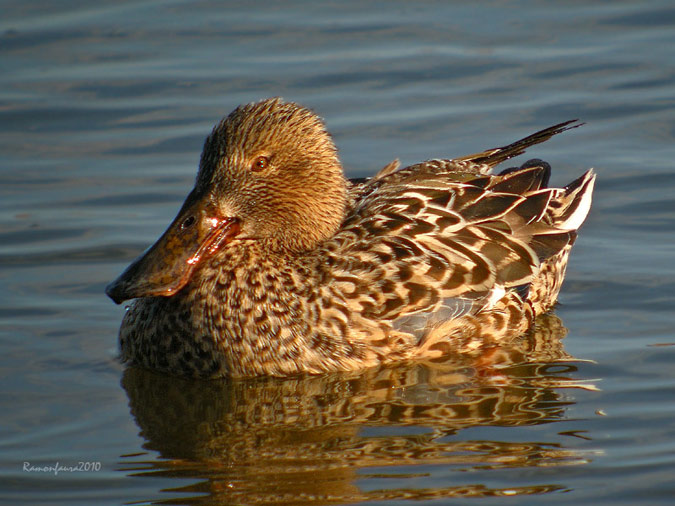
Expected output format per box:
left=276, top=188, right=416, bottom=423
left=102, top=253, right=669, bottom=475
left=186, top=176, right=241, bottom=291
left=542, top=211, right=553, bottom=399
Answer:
left=326, top=159, right=595, bottom=363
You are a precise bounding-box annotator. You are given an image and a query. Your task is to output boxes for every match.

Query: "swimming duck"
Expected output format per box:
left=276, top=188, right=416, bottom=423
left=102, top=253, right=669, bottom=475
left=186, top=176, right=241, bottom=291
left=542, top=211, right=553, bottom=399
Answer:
left=106, top=98, right=595, bottom=378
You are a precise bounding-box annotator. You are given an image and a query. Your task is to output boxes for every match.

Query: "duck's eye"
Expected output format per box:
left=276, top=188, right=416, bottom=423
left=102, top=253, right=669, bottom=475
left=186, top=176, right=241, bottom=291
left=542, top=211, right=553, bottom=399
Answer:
left=251, top=155, right=270, bottom=172
left=181, top=215, right=196, bottom=230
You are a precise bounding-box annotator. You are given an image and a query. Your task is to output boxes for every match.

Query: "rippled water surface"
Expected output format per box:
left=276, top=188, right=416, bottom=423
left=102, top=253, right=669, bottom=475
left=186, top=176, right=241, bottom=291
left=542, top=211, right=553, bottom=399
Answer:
left=2, top=1, right=674, bottom=504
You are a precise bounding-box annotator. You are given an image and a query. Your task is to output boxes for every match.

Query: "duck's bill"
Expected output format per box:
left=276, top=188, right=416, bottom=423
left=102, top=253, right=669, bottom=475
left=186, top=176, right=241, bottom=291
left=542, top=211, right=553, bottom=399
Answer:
left=105, top=195, right=240, bottom=304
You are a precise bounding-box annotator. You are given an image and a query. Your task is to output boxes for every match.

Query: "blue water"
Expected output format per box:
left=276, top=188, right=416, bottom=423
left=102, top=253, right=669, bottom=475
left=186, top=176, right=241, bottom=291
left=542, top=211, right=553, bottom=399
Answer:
left=2, top=1, right=674, bottom=504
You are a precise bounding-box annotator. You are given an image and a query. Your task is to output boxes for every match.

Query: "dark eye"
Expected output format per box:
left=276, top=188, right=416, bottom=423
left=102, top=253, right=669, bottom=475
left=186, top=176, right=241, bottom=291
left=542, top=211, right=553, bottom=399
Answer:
left=181, top=215, right=196, bottom=230
left=251, top=155, right=270, bottom=172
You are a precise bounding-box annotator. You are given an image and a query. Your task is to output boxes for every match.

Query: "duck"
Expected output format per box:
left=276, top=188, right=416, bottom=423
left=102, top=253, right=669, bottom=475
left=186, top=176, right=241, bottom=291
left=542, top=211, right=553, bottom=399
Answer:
left=106, top=98, right=595, bottom=378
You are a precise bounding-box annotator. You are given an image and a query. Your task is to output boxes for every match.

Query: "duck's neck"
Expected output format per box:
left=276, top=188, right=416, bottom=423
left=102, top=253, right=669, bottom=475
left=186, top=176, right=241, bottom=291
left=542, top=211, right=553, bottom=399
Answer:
left=270, top=169, right=349, bottom=253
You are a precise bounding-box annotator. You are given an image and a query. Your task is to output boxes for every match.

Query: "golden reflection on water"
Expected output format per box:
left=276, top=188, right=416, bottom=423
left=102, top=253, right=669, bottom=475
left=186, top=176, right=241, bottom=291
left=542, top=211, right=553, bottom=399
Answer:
left=119, top=314, right=596, bottom=505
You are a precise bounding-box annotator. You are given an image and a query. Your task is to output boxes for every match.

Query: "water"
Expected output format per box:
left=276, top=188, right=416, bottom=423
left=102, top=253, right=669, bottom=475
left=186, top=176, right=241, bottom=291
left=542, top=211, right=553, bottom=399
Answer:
left=1, top=0, right=674, bottom=504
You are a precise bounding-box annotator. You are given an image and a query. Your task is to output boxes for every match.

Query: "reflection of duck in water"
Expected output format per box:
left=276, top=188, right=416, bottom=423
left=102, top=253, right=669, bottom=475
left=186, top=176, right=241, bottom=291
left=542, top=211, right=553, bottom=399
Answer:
left=120, top=315, right=596, bottom=503
left=106, top=98, right=595, bottom=377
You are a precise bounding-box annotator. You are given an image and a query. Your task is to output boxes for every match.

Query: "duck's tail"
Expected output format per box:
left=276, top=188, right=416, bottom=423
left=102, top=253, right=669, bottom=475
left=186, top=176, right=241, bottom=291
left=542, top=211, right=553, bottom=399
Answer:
left=548, top=168, right=597, bottom=232
left=526, top=168, right=596, bottom=313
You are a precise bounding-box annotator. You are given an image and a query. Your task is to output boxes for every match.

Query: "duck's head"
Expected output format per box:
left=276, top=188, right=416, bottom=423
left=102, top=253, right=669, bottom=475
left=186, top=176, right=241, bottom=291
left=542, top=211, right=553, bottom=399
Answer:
left=106, top=98, right=347, bottom=304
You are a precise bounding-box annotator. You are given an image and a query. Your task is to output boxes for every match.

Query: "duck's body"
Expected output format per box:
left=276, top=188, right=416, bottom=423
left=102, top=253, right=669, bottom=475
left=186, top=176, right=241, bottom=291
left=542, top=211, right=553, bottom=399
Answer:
left=107, top=98, right=595, bottom=378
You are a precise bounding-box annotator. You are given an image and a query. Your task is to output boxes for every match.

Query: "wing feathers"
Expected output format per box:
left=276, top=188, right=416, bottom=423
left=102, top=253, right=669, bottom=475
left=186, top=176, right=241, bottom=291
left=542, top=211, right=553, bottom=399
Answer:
left=331, top=125, right=594, bottom=343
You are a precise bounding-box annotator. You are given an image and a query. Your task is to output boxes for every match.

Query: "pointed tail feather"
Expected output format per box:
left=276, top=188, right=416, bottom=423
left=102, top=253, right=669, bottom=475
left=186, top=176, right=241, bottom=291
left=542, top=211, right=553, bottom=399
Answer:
left=524, top=169, right=595, bottom=313
left=551, top=169, right=596, bottom=231
left=456, top=120, right=584, bottom=169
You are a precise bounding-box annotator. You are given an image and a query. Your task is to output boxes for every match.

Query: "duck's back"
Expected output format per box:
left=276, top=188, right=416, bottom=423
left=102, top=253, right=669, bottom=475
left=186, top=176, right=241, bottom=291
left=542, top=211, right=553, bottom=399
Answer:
left=327, top=127, right=595, bottom=355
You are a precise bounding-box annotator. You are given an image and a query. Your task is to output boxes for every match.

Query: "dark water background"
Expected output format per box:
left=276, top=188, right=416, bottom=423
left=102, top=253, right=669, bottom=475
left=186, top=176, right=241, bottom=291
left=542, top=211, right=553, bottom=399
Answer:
left=2, top=1, right=674, bottom=504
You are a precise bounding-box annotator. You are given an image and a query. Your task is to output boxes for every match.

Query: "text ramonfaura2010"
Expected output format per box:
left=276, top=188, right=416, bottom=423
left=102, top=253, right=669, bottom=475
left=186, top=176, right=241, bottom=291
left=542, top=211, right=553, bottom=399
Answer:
left=23, top=461, right=102, bottom=475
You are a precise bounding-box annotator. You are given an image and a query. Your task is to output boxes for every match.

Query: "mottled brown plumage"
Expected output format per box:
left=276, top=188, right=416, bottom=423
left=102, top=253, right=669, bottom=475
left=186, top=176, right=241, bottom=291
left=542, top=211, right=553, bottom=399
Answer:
left=106, top=98, right=596, bottom=378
